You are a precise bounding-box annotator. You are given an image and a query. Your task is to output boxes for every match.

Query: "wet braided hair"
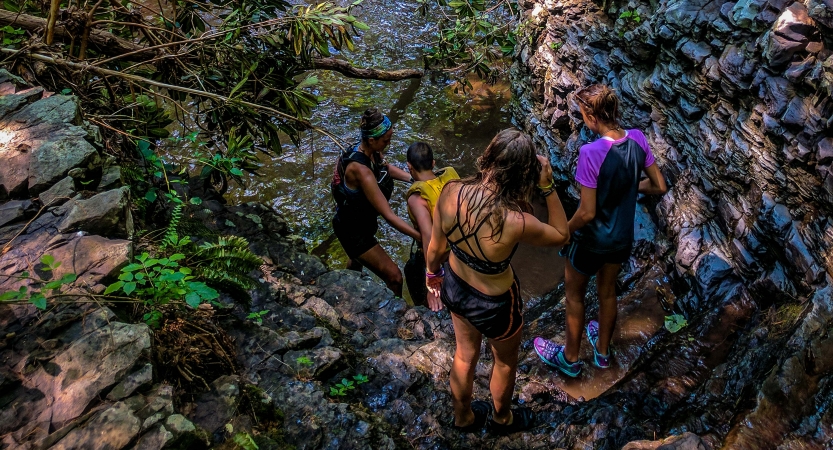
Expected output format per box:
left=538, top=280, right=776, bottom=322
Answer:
left=576, top=84, right=621, bottom=125
left=453, top=128, right=540, bottom=240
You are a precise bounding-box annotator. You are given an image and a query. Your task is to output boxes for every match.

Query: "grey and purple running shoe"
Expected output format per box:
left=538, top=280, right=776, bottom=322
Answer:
left=586, top=320, right=611, bottom=369
left=533, top=337, right=581, bottom=377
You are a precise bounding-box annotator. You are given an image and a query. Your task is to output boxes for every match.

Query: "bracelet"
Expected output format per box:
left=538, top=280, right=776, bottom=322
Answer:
left=537, top=179, right=554, bottom=190
left=425, top=267, right=445, bottom=278
left=541, top=187, right=557, bottom=197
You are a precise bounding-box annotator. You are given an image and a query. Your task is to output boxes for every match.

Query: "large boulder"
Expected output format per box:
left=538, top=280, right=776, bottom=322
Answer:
left=0, top=95, right=99, bottom=198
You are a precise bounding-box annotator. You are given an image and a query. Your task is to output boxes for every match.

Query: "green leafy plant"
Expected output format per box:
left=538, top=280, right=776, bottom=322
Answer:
left=191, top=236, right=262, bottom=291
left=0, top=255, right=77, bottom=309
left=247, top=309, right=270, bottom=325
left=418, top=0, right=520, bottom=86
left=104, top=252, right=219, bottom=327
left=664, top=314, right=688, bottom=333
left=232, top=431, right=259, bottom=450
left=328, top=374, right=369, bottom=397
left=0, top=25, right=25, bottom=47
left=549, top=41, right=563, bottom=51
left=617, top=9, right=643, bottom=37
left=295, top=356, right=313, bottom=367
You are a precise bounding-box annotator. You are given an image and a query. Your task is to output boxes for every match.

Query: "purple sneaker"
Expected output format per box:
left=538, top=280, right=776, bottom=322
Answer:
left=533, top=337, right=581, bottom=377
left=586, top=320, right=610, bottom=369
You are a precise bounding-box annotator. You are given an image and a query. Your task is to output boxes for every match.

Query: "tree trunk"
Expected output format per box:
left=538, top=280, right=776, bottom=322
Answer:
left=45, top=0, right=60, bottom=45
left=310, top=57, right=422, bottom=81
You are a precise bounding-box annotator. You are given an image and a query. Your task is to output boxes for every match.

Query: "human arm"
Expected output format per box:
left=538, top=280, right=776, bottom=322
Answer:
left=354, top=165, right=421, bottom=241
left=638, top=163, right=667, bottom=195
left=408, top=194, right=434, bottom=256
left=425, top=190, right=451, bottom=312
left=387, top=163, right=412, bottom=182
left=519, top=155, right=570, bottom=246
left=568, top=186, right=596, bottom=234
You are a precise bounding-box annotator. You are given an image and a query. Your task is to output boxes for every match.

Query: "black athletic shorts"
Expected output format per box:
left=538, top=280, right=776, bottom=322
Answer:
left=564, top=241, right=631, bottom=276
left=440, top=263, right=523, bottom=341
left=332, top=215, right=379, bottom=260
left=404, top=246, right=428, bottom=307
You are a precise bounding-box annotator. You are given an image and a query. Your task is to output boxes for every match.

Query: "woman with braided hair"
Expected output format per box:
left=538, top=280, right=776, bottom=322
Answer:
left=331, top=107, right=420, bottom=297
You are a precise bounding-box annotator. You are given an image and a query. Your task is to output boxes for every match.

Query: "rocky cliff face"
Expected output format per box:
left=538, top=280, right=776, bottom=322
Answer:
left=512, top=0, right=833, bottom=446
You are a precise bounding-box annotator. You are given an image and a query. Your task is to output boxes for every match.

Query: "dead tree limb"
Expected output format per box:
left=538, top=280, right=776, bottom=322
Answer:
left=310, top=57, right=423, bottom=81
left=0, top=48, right=345, bottom=146
left=1, top=11, right=423, bottom=82
left=0, top=9, right=145, bottom=54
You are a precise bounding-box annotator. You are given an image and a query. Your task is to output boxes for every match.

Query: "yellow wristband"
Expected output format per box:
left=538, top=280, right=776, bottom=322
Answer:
left=538, top=180, right=554, bottom=190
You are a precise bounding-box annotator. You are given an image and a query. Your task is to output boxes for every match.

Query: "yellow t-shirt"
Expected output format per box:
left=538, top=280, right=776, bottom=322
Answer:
left=405, top=167, right=460, bottom=225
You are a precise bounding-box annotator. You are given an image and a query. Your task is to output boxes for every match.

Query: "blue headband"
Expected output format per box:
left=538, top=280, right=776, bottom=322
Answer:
left=361, top=115, right=392, bottom=139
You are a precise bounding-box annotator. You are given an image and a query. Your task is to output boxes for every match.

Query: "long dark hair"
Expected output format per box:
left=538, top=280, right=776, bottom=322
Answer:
left=453, top=128, right=540, bottom=240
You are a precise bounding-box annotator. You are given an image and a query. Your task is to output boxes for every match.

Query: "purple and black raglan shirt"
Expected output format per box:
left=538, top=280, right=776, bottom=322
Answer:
left=573, top=129, right=656, bottom=253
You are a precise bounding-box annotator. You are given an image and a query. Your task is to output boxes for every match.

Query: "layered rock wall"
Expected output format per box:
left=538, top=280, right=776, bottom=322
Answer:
left=512, top=0, right=833, bottom=446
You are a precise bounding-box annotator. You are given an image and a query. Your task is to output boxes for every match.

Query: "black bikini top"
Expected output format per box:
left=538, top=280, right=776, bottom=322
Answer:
left=444, top=186, right=517, bottom=275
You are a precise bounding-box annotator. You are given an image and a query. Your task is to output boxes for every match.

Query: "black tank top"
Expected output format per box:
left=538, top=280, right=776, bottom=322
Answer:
left=331, top=145, right=394, bottom=227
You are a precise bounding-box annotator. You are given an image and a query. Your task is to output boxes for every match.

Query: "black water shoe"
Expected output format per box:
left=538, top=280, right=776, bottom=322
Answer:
left=452, top=400, right=490, bottom=433
left=488, top=407, right=535, bottom=435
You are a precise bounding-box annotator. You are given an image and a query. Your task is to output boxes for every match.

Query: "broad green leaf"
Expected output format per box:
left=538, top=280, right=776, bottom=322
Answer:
left=664, top=314, right=687, bottom=333
left=40, top=254, right=55, bottom=267
left=189, top=197, right=203, bottom=205
left=122, top=263, right=144, bottom=272
left=145, top=190, right=157, bottom=202
left=30, top=293, right=47, bottom=310
left=119, top=272, right=134, bottom=282
left=169, top=254, right=186, bottom=261
left=229, top=168, right=244, bottom=176
left=123, top=282, right=137, bottom=295
left=104, top=281, right=124, bottom=295
left=0, top=291, right=18, bottom=301
left=185, top=292, right=201, bottom=308
left=60, top=273, right=77, bottom=284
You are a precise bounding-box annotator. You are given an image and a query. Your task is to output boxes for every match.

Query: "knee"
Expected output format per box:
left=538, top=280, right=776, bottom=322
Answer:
left=454, top=350, right=479, bottom=367
left=387, top=268, right=403, bottom=287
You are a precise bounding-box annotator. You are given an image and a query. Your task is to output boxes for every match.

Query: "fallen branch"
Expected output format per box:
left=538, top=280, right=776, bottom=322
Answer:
left=0, top=9, right=147, bottom=55
left=310, top=57, right=423, bottom=81
left=1, top=11, right=423, bottom=82
left=0, top=48, right=345, bottom=146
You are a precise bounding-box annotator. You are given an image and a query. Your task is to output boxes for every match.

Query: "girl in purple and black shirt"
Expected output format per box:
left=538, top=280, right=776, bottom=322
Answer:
left=534, top=85, right=667, bottom=377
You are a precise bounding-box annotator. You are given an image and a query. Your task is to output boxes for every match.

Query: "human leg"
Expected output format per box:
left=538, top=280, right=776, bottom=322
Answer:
left=449, top=312, right=483, bottom=427
left=564, top=260, right=591, bottom=363
left=488, top=328, right=522, bottom=424
left=356, top=245, right=404, bottom=296
left=593, top=262, right=621, bottom=357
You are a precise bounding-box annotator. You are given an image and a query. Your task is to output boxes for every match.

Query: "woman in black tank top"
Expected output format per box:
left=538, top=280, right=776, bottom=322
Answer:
left=330, top=108, right=420, bottom=297
left=424, top=129, right=570, bottom=434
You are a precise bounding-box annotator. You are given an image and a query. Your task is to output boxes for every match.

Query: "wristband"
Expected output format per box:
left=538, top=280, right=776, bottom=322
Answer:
left=541, top=187, right=557, bottom=197
left=425, top=267, right=445, bottom=278
left=537, top=179, right=554, bottom=190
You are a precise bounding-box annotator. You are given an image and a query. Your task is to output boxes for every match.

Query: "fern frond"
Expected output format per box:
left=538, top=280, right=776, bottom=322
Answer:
left=161, top=204, right=183, bottom=249
left=192, top=235, right=262, bottom=292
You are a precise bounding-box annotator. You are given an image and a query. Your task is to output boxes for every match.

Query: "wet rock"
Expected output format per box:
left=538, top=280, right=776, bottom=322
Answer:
left=623, top=432, right=709, bottom=449
left=134, top=384, right=174, bottom=430
left=108, top=362, right=153, bottom=401
left=762, top=3, right=820, bottom=67
left=0, top=199, right=33, bottom=227
left=39, top=176, right=77, bottom=207
left=58, top=186, right=133, bottom=237
left=0, top=95, right=99, bottom=197
left=316, top=270, right=408, bottom=345
left=133, top=424, right=173, bottom=450
left=51, top=401, right=141, bottom=450
left=189, top=375, right=241, bottom=435
left=282, top=347, right=342, bottom=377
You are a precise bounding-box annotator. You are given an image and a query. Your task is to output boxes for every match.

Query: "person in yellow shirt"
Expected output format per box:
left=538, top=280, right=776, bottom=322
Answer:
left=403, top=142, right=459, bottom=306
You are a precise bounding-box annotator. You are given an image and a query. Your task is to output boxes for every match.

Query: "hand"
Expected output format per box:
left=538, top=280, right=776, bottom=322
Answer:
left=426, top=275, right=444, bottom=312
left=537, top=155, right=553, bottom=187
